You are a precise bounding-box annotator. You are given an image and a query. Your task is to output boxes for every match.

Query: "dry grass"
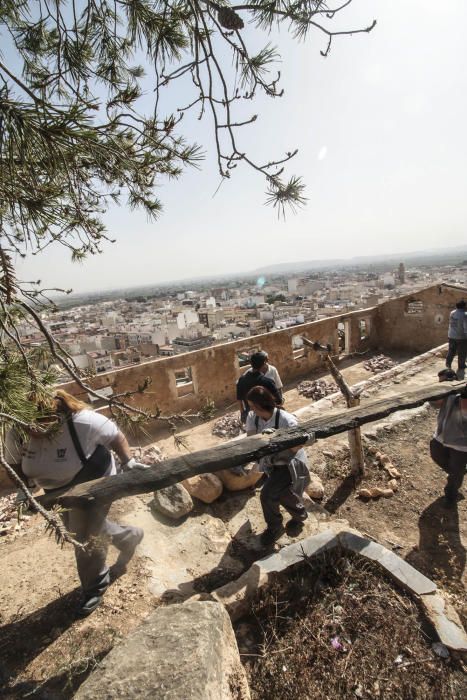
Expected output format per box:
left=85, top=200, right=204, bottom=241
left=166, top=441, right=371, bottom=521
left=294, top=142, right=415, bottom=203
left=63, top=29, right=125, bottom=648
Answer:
left=241, top=549, right=466, bottom=700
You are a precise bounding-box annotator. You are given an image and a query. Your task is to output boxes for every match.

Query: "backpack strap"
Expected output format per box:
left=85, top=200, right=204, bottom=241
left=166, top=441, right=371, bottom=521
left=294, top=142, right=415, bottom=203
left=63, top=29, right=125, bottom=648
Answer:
left=66, top=414, right=87, bottom=464
left=255, top=415, right=259, bottom=432
left=274, top=408, right=281, bottom=429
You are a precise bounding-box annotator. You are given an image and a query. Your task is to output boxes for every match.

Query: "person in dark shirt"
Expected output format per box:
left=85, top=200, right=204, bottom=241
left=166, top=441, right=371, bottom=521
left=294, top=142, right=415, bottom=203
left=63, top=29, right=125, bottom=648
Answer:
left=236, top=351, right=282, bottom=423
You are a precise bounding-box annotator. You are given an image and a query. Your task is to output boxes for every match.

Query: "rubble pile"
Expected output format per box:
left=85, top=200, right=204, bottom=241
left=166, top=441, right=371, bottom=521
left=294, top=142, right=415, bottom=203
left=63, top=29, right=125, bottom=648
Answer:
left=131, top=444, right=164, bottom=465
left=0, top=493, right=31, bottom=538
left=212, top=413, right=243, bottom=439
left=358, top=446, right=402, bottom=500
left=298, top=379, right=337, bottom=400
left=363, top=355, right=397, bottom=373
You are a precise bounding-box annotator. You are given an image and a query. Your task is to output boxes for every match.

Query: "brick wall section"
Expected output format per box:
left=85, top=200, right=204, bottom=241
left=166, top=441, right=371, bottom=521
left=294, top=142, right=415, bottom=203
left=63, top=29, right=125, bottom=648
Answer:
left=59, top=284, right=466, bottom=416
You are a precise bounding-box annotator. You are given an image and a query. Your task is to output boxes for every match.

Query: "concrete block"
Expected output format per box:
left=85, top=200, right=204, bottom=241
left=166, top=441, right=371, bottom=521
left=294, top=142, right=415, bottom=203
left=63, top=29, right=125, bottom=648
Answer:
left=339, top=531, right=437, bottom=595
left=420, top=593, right=467, bottom=652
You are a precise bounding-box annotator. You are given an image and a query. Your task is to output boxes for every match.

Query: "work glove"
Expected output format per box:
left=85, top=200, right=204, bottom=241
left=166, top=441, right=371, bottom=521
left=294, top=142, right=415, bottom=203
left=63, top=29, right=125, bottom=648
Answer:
left=121, top=458, right=152, bottom=471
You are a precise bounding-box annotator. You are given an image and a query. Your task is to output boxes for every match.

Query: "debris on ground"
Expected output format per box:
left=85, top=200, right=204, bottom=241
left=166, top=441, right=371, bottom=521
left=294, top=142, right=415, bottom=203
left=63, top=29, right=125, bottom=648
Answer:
left=0, top=493, right=32, bottom=538
left=363, top=354, right=398, bottom=373
left=297, top=379, right=337, bottom=400
left=357, top=446, right=403, bottom=499
left=212, top=412, right=243, bottom=439
left=131, top=444, right=164, bottom=465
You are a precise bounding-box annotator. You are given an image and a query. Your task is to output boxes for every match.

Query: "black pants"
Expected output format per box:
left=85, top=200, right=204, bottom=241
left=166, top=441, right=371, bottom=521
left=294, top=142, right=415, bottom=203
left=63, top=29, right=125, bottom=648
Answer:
left=429, top=438, right=466, bottom=501
left=260, top=467, right=307, bottom=530
left=446, top=339, right=467, bottom=371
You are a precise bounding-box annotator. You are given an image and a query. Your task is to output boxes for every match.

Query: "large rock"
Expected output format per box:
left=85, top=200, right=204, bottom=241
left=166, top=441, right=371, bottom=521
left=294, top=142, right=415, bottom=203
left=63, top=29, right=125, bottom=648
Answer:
left=183, top=473, right=223, bottom=503
left=306, top=473, right=325, bottom=500
left=218, top=464, right=262, bottom=491
left=152, top=483, right=193, bottom=520
left=75, top=601, right=250, bottom=700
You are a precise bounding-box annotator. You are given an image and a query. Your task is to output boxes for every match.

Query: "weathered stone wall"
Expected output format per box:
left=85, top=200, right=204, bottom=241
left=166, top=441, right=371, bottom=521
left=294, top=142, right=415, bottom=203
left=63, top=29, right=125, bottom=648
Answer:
left=59, top=284, right=466, bottom=416
left=372, top=284, right=466, bottom=354
left=60, top=306, right=378, bottom=415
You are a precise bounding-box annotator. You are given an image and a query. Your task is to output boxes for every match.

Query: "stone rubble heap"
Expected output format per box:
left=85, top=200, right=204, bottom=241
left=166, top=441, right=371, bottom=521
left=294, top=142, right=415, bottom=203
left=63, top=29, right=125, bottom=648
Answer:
left=212, top=413, right=243, bottom=439
left=363, top=354, right=397, bottom=373
left=358, top=446, right=402, bottom=500
left=130, top=444, right=164, bottom=465
left=298, top=379, right=337, bottom=400
left=0, top=493, right=30, bottom=538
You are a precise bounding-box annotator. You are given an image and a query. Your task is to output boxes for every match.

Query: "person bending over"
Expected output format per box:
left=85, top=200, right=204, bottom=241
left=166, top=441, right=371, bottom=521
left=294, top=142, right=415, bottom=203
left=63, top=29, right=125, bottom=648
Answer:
left=21, top=390, right=146, bottom=617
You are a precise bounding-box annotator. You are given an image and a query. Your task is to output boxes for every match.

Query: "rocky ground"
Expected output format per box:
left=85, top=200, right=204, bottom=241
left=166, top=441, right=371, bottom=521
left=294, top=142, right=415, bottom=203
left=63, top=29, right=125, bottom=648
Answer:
left=0, top=349, right=465, bottom=697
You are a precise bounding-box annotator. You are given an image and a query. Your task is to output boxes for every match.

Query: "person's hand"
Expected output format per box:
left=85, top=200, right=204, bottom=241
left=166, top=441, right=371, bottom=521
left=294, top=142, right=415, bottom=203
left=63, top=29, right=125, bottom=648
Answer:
left=121, top=458, right=152, bottom=471
left=262, top=428, right=276, bottom=435
left=132, top=461, right=152, bottom=470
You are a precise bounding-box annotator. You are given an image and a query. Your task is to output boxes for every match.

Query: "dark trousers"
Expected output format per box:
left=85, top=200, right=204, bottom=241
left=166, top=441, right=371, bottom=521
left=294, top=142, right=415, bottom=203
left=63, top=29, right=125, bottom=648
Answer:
left=430, top=438, right=466, bottom=501
left=446, top=339, right=467, bottom=370
left=62, top=505, right=143, bottom=597
left=260, top=467, right=307, bottom=530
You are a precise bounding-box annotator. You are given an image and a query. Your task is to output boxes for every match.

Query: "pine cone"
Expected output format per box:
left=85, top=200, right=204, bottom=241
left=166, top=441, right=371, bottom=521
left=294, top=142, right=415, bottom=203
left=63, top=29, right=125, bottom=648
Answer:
left=218, top=7, right=244, bottom=30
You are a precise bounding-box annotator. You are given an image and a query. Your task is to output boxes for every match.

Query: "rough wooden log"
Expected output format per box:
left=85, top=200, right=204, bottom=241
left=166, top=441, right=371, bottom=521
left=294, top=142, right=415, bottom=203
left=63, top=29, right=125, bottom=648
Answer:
left=301, top=336, right=365, bottom=476
left=38, top=381, right=465, bottom=510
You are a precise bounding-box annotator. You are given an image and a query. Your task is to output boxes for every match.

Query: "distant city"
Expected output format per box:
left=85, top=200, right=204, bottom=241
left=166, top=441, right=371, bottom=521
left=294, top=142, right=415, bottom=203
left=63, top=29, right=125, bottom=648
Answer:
left=20, top=253, right=467, bottom=391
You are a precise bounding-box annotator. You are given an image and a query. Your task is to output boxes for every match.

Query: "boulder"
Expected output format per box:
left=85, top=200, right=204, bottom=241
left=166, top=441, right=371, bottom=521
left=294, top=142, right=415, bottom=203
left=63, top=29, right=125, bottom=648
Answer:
left=218, top=464, right=262, bottom=491
left=306, top=473, right=325, bottom=500
left=183, top=473, right=223, bottom=503
left=75, top=601, right=250, bottom=700
left=152, top=483, right=193, bottom=520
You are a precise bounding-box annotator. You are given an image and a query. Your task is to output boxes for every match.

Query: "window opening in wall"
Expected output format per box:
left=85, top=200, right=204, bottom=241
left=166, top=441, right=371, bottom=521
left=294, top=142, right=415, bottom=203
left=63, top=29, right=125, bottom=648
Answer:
left=406, top=300, right=424, bottom=314
left=337, top=320, right=351, bottom=355
left=292, top=335, right=305, bottom=360
left=237, top=348, right=258, bottom=368
left=175, top=367, right=195, bottom=397
left=359, top=319, right=369, bottom=341
left=337, top=322, right=346, bottom=353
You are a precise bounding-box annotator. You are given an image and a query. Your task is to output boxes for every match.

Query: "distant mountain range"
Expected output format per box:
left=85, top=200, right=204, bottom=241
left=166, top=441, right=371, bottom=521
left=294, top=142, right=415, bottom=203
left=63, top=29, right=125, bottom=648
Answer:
left=251, top=245, right=467, bottom=276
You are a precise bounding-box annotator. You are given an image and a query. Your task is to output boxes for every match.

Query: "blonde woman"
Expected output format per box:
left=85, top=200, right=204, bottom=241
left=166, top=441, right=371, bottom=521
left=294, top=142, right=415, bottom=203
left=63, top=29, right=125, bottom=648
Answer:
left=22, top=390, right=144, bottom=617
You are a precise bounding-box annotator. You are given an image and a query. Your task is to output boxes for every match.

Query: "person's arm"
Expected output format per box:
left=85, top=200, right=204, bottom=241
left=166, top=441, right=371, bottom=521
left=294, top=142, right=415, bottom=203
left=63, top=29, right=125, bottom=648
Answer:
left=109, top=431, right=132, bottom=466
left=268, top=379, right=282, bottom=406
left=272, top=366, right=283, bottom=390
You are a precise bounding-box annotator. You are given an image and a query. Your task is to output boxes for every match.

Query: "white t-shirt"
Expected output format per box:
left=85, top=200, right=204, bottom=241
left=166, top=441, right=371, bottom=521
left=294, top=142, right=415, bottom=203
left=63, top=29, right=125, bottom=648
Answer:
left=244, top=364, right=283, bottom=390
left=265, top=364, right=283, bottom=390
left=22, top=410, right=119, bottom=490
left=245, top=407, right=307, bottom=465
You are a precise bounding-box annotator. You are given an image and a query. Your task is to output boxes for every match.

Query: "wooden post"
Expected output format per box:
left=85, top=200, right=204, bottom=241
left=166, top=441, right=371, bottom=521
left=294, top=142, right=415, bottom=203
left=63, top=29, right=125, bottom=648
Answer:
left=301, top=337, right=365, bottom=478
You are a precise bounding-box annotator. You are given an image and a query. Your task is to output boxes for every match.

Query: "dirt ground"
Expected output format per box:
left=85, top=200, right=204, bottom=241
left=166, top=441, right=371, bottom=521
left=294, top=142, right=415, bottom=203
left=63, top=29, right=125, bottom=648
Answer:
left=319, top=406, right=466, bottom=622
left=0, top=350, right=465, bottom=698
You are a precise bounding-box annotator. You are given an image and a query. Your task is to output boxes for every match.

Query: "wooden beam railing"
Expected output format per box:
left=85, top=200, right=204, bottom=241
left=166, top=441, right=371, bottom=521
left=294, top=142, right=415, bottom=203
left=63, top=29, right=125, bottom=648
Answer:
left=39, top=381, right=465, bottom=510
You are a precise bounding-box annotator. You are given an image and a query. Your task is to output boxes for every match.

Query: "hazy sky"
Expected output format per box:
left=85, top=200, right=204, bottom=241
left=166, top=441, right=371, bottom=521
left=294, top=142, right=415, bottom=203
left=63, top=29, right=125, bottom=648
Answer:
left=15, top=0, right=467, bottom=292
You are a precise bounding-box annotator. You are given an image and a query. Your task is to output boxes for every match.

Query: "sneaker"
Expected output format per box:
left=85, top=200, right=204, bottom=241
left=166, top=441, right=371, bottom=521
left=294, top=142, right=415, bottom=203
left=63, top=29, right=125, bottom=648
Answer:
left=259, top=525, right=285, bottom=546
left=286, top=518, right=307, bottom=537
left=114, top=528, right=144, bottom=574
left=76, top=595, right=102, bottom=618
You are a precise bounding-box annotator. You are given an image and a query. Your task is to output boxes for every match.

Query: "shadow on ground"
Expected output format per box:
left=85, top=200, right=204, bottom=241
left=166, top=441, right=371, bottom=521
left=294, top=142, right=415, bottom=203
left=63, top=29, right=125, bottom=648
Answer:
left=406, top=496, right=466, bottom=589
